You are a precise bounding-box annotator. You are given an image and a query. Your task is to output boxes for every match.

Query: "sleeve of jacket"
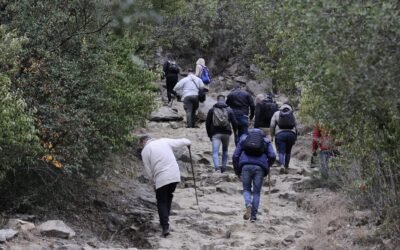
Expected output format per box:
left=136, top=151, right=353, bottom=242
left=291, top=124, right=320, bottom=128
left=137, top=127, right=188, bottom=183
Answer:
left=266, top=141, right=276, bottom=167
left=206, top=109, right=213, bottom=139
left=226, top=93, right=233, bottom=107
left=164, top=138, right=191, bottom=149
left=173, top=78, right=184, bottom=92
left=254, top=103, right=261, bottom=128
left=232, top=141, right=243, bottom=176
left=141, top=149, right=154, bottom=183
left=229, top=109, right=238, bottom=133
left=270, top=112, right=278, bottom=137
left=195, top=65, right=202, bottom=77
left=248, top=94, right=255, bottom=120
left=162, top=61, right=169, bottom=74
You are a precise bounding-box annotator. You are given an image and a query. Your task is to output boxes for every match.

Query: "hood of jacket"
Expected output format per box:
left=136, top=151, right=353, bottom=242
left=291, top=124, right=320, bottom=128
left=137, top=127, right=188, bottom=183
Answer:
left=214, top=102, right=229, bottom=109
left=280, top=103, right=293, bottom=112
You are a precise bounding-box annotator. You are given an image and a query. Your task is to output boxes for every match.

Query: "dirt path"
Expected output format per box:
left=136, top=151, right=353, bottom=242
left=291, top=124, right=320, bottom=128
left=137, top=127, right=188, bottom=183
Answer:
left=143, top=97, right=315, bottom=250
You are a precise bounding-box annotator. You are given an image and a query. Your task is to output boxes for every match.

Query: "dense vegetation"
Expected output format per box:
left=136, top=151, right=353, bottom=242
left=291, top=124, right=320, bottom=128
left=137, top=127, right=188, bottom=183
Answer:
left=0, top=0, right=398, bottom=236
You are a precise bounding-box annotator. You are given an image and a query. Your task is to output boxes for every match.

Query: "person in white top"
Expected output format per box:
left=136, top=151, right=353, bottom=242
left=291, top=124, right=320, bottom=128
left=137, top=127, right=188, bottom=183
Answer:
left=173, top=68, right=204, bottom=128
left=139, top=135, right=191, bottom=237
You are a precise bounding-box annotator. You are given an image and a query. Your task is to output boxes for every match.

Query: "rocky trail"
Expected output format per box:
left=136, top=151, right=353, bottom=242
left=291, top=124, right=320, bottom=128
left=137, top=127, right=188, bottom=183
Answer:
left=0, top=80, right=389, bottom=250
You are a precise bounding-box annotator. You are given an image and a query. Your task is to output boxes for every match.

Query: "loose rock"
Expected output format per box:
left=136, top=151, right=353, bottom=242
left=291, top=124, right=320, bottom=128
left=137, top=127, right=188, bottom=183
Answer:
left=38, top=220, right=76, bottom=239
left=0, top=229, right=18, bottom=242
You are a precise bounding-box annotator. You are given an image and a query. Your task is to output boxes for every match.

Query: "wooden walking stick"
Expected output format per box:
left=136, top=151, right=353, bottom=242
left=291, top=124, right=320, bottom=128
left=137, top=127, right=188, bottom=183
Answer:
left=188, top=146, right=199, bottom=205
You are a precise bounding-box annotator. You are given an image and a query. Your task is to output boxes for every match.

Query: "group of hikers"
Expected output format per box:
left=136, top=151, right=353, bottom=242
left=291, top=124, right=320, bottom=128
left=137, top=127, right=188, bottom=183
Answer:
left=138, top=57, right=338, bottom=237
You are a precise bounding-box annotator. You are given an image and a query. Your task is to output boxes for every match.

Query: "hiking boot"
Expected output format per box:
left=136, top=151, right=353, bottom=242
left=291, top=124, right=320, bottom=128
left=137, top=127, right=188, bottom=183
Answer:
left=162, top=228, right=170, bottom=238
left=250, top=217, right=257, bottom=223
left=279, top=167, right=285, bottom=175
left=243, top=205, right=252, bottom=220
left=284, top=168, right=289, bottom=174
left=220, top=167, right=226, bottom=173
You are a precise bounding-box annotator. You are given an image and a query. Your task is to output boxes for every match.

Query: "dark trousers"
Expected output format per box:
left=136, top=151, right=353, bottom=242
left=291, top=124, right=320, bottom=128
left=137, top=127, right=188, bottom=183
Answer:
left=155, top=182, right=178, bottom=230
left=183, top=95, right=199, bottom=128
left=234, top=114, right=249, bottom=145
left=166, top=76, right=178, bottom=102
left=275, top=131, right=297, bottom=168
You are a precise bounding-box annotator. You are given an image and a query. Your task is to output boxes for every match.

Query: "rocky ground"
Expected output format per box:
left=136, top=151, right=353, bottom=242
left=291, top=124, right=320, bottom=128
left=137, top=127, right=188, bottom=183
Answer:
left=0, top=79, right=394, bottom=250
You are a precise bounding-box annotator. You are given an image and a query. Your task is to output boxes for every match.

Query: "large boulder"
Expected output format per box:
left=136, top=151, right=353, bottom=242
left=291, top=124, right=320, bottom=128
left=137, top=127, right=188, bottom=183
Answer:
left=38, top=220, right=76, bottom=239
left=246, top=79, right=272, bottom=96
left=149, top=106, right=183, bottom=122
left=197, top=96, right=217, bottom=121
left=0, top=229, right=18, bottom=242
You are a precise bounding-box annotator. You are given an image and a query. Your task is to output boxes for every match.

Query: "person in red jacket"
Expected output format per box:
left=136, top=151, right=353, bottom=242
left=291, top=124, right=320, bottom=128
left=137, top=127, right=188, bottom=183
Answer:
left=312, top=124, right=338, bottom=179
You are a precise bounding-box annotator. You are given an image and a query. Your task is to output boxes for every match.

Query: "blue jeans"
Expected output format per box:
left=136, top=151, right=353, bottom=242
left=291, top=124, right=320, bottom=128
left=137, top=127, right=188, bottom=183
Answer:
left=241, top=164, right=264, bottom=219
left=234, top=114, right=249, bottom=145
left=320, top=150, right=333, bottom=179
left=211, top=134, right=230, bottom=171
left=275, top=131, right=296, bottom=168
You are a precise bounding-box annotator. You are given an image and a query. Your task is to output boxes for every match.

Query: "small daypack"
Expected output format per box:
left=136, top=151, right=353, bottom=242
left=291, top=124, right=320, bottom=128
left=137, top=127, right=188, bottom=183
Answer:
left=212, top=107, right=230, bottom=129
left=278, top=109, right=296, bottom=129
left=191, top=79, right=207, bottom=103
left=200, top=66, right=211, bottom=84
left=168, top=61, right=179, bottom=74
left=243, top=130, right=266, bottom=156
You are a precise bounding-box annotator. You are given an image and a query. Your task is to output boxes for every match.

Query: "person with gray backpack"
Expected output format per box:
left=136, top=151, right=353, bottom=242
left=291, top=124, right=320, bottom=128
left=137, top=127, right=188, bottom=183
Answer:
left=270, top=102, right=298, bottom=174
left=206, top=95, right=238, bottom=172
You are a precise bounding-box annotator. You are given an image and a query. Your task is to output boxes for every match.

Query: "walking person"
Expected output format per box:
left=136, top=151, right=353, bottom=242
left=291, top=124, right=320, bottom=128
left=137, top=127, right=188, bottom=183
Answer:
left=139, top=135, right=192, bottom=237
left=254, top=93, right=278, bottom=138
left=312, top=123, right=339, bottom=179
left=206, top=95, right=238, bottom=173
left=162, top=56, right=180, bottom=105
left=173, top=69, right=205, bottom=128
left=226, top=81, right=255, bottom=145
left=233, top=128, right=275, bottom=222
left=270, top=103, right=298, bottom=174
left=195, top=58, right=211, bottom=85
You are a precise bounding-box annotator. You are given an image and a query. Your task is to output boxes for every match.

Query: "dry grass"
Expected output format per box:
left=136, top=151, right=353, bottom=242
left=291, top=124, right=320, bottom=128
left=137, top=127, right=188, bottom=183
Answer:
left=297, top=192, right=354, bottom=250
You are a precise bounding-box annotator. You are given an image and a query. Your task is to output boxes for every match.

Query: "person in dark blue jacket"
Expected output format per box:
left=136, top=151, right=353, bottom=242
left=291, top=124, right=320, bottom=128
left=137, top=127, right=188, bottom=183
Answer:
left=226, top=82, right=255, bottom=145
left=206, top=95, right=238, bottom=172
left=232, top=128, right=275, bottom=222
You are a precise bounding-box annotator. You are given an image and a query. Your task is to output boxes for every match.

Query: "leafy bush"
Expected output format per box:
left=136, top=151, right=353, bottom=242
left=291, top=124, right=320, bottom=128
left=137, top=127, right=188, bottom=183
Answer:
left=0, top=27, right=41, bottom=181
left=0, top=0, right=157, bottom=178
left=254, top=0, right=400, bottom=233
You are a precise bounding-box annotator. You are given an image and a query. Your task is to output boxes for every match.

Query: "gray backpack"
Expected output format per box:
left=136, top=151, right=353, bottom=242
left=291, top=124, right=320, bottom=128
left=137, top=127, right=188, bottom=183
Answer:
left=212, top=107, right=230, bottom=129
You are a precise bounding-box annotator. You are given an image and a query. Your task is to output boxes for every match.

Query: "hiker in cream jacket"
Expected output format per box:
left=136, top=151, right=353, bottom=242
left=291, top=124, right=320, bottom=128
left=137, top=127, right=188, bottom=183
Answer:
left=195, top=58, right=206, bottom=77
left=139, top=135, right=191, bottom=237
left=173, top=69, right=204, bottom=128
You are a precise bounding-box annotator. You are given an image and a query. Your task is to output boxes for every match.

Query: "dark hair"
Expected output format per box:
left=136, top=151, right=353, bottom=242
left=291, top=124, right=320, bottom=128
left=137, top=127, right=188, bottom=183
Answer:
left=139, top=135, right=150, bottom=144
left=217, top=95, right=225, bottom=101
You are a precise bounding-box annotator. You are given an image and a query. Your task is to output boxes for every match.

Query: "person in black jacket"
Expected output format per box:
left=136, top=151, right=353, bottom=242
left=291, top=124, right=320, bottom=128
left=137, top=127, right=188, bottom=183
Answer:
left=162, top=56, right=180, bottom=104
left=254, top=93, right=278, bottom=138
left=206, top=95, right=238, bottom=172
left=226, top=82, right=255, bottom=145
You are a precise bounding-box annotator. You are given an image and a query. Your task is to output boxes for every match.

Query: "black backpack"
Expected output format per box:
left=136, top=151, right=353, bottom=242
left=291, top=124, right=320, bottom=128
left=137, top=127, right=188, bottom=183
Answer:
left=278, top=108, right=296, bottom=129
left=167, top=61, right=179, bottom=74
left=262, top=100, right=278, bottom=124
left=243, top=130, right=266, bottom=156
